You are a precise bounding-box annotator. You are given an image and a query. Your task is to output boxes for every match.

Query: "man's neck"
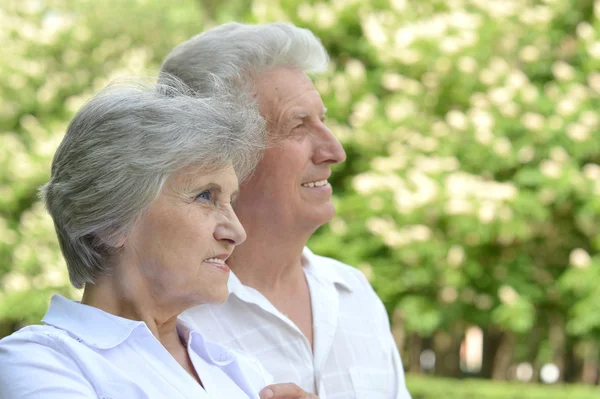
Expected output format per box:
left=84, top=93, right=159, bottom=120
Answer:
left=228, top=227, right=310, bottom=295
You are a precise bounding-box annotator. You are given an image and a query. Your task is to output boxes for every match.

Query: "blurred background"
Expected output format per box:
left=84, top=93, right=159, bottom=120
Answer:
left=1, top=0, right=600, bottom=397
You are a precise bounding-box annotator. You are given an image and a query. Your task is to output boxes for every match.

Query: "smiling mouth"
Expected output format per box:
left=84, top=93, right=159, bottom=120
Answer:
left=203, top=257, right=230, bottom=272
left=301, top=179, right=328, bottom=188
left=204, top=257, right=227, bottom=265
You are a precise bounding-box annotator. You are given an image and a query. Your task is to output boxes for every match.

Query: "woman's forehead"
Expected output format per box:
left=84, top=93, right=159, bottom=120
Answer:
left=166, top=164, right=239, bottom=193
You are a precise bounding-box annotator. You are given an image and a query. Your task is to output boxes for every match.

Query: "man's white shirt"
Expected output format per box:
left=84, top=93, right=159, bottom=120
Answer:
left=180, top=247, right=412, bottom=399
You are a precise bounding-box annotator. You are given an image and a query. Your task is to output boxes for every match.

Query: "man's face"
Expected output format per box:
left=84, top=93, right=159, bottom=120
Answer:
left=234, top=67, right=346, bottom=237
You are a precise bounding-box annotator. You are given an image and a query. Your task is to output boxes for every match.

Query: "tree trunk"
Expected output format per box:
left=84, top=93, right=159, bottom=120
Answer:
left=480, top=326, right=503, bottom=379
left=525, top=324, right=544, bottom=383
left=491, top=331, right=516, bottom=380
left=391, top=308, right=406, bottom=361
left=407, top=333, right=423, bottom=374
left=434, top=326, right=463, bottom=378
left=564, top=338, right=580, bottom=383
left=581, top=341, right=599, bottom=385
left=549, top=312, right=566, bottom=382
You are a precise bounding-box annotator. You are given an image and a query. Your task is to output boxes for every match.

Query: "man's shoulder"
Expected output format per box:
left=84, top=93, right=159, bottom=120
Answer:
left=306, top=249, right=393, bottom=332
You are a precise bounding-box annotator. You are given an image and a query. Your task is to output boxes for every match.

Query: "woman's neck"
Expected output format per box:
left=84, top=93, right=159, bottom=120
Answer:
left=81, top=268, right=181, bottom=347
left=82, top=270, right=206, bottom=387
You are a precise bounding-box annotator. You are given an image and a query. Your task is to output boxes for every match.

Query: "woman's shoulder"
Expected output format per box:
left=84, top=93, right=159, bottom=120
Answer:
left=0, top=324, right=71, bottom=349
left=0, top=325, right=98, bottom=398
left=0, top=324, right=88, bottom=370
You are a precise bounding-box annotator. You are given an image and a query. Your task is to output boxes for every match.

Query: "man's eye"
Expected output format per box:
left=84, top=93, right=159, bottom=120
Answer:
left=196, top=190, right=212, bottom=202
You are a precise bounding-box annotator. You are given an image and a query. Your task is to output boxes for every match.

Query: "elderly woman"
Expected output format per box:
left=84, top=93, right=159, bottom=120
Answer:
left=0, top=79, right=317, bottom=399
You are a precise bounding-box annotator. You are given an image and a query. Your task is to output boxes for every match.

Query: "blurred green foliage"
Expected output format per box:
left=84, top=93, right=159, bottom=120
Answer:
left=1, top=0, right=600, bottom=383
left=406, top=375, right=599, bottom=398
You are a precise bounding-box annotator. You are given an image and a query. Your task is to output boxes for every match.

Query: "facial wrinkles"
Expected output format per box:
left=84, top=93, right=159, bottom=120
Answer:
left=168, top=169, right=208, bottom=200
left=166, top=166, right=239, bottom=206
left=245, top=68, right=334, bottom=208
left=258, top=72, right=321, bottom=137
left=132, top=195, right=216, bottom=308
left=278, top=93, right=323, bottom=135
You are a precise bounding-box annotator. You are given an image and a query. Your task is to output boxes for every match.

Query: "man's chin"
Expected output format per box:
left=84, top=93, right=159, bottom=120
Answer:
left=303, top=203, right=336, bottom=230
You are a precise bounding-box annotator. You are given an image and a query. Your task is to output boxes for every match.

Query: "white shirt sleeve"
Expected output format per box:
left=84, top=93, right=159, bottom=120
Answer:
left=0, top=331, right=97, bottom=398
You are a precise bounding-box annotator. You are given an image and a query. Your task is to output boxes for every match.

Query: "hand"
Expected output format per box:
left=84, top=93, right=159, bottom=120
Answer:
left=259, top=383, right=319, bottom=399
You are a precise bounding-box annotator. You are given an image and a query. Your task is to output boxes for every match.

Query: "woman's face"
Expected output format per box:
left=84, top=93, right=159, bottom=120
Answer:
left=124, top=164, right=246, bottom=310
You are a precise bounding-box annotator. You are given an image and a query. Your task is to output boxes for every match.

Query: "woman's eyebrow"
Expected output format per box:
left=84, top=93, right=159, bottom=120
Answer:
left=183, top=182, right=223, bottom=196
left=192, top=183, right=240, bottom=203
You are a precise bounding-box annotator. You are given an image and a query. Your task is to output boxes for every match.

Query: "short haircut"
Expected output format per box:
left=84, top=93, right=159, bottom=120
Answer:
left=159, top=22, right=329, bottom=96
left=40, top=76, right=265, bottom=288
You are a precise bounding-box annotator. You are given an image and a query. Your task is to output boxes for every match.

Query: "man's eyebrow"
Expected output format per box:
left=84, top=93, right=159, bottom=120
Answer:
left=289, top=107, right=328, bottom=120
left=290, top=112, right=310, bottom=120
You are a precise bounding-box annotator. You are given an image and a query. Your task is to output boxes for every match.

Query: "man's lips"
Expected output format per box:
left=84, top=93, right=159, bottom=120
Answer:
left=301, top=179, right=329, bottom=188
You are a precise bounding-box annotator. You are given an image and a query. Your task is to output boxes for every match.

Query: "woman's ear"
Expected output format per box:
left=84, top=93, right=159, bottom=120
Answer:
left=111, top=234, right=127, bottom=248
left=97, top=228, right=128, bottom=250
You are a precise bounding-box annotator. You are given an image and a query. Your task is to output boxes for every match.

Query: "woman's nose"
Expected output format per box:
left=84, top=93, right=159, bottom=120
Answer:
left=213, top=206, right=247, bottom=246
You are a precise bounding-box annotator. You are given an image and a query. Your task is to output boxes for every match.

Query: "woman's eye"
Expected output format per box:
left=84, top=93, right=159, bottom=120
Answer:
left=196, top=190, right=212, bottom=202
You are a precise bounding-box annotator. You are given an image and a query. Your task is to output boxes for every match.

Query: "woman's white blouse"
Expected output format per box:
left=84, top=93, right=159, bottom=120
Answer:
left=0, top=295, right=272, bottom=398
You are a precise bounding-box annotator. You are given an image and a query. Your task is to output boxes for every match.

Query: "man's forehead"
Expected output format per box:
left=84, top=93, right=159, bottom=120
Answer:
left=255, top=68, right=318, bottom=103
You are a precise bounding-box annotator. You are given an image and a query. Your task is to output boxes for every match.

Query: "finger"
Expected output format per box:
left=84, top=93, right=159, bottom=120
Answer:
left=259, top=387, right=274, bottom=399
left=259, top=382, right=309, bottom=399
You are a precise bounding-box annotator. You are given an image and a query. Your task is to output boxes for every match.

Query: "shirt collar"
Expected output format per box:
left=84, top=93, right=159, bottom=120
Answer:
left=301, top=247, right=353, bottom=292
left=42, top=294, right=147, bottom=349
left=44, top=295, right=243, bottom=368
left=178, top=321, right=237, bottom=366
left=227, top=246, right=353, bottom=297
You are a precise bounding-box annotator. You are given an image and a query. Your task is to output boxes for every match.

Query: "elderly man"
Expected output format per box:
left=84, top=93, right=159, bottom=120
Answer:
left=161, top=22, right=412, bottom=399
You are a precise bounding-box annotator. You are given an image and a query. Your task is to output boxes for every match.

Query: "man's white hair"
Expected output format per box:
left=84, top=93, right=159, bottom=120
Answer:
left=160, top=22, right=329, bottom=95
left=40, top=76, right=265, bottom=288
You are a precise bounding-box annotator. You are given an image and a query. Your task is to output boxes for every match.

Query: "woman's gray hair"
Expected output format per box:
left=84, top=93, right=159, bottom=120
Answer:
left=40, top=76, right=265, bottom=288
left=159, top=22, right=329, bottom=95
